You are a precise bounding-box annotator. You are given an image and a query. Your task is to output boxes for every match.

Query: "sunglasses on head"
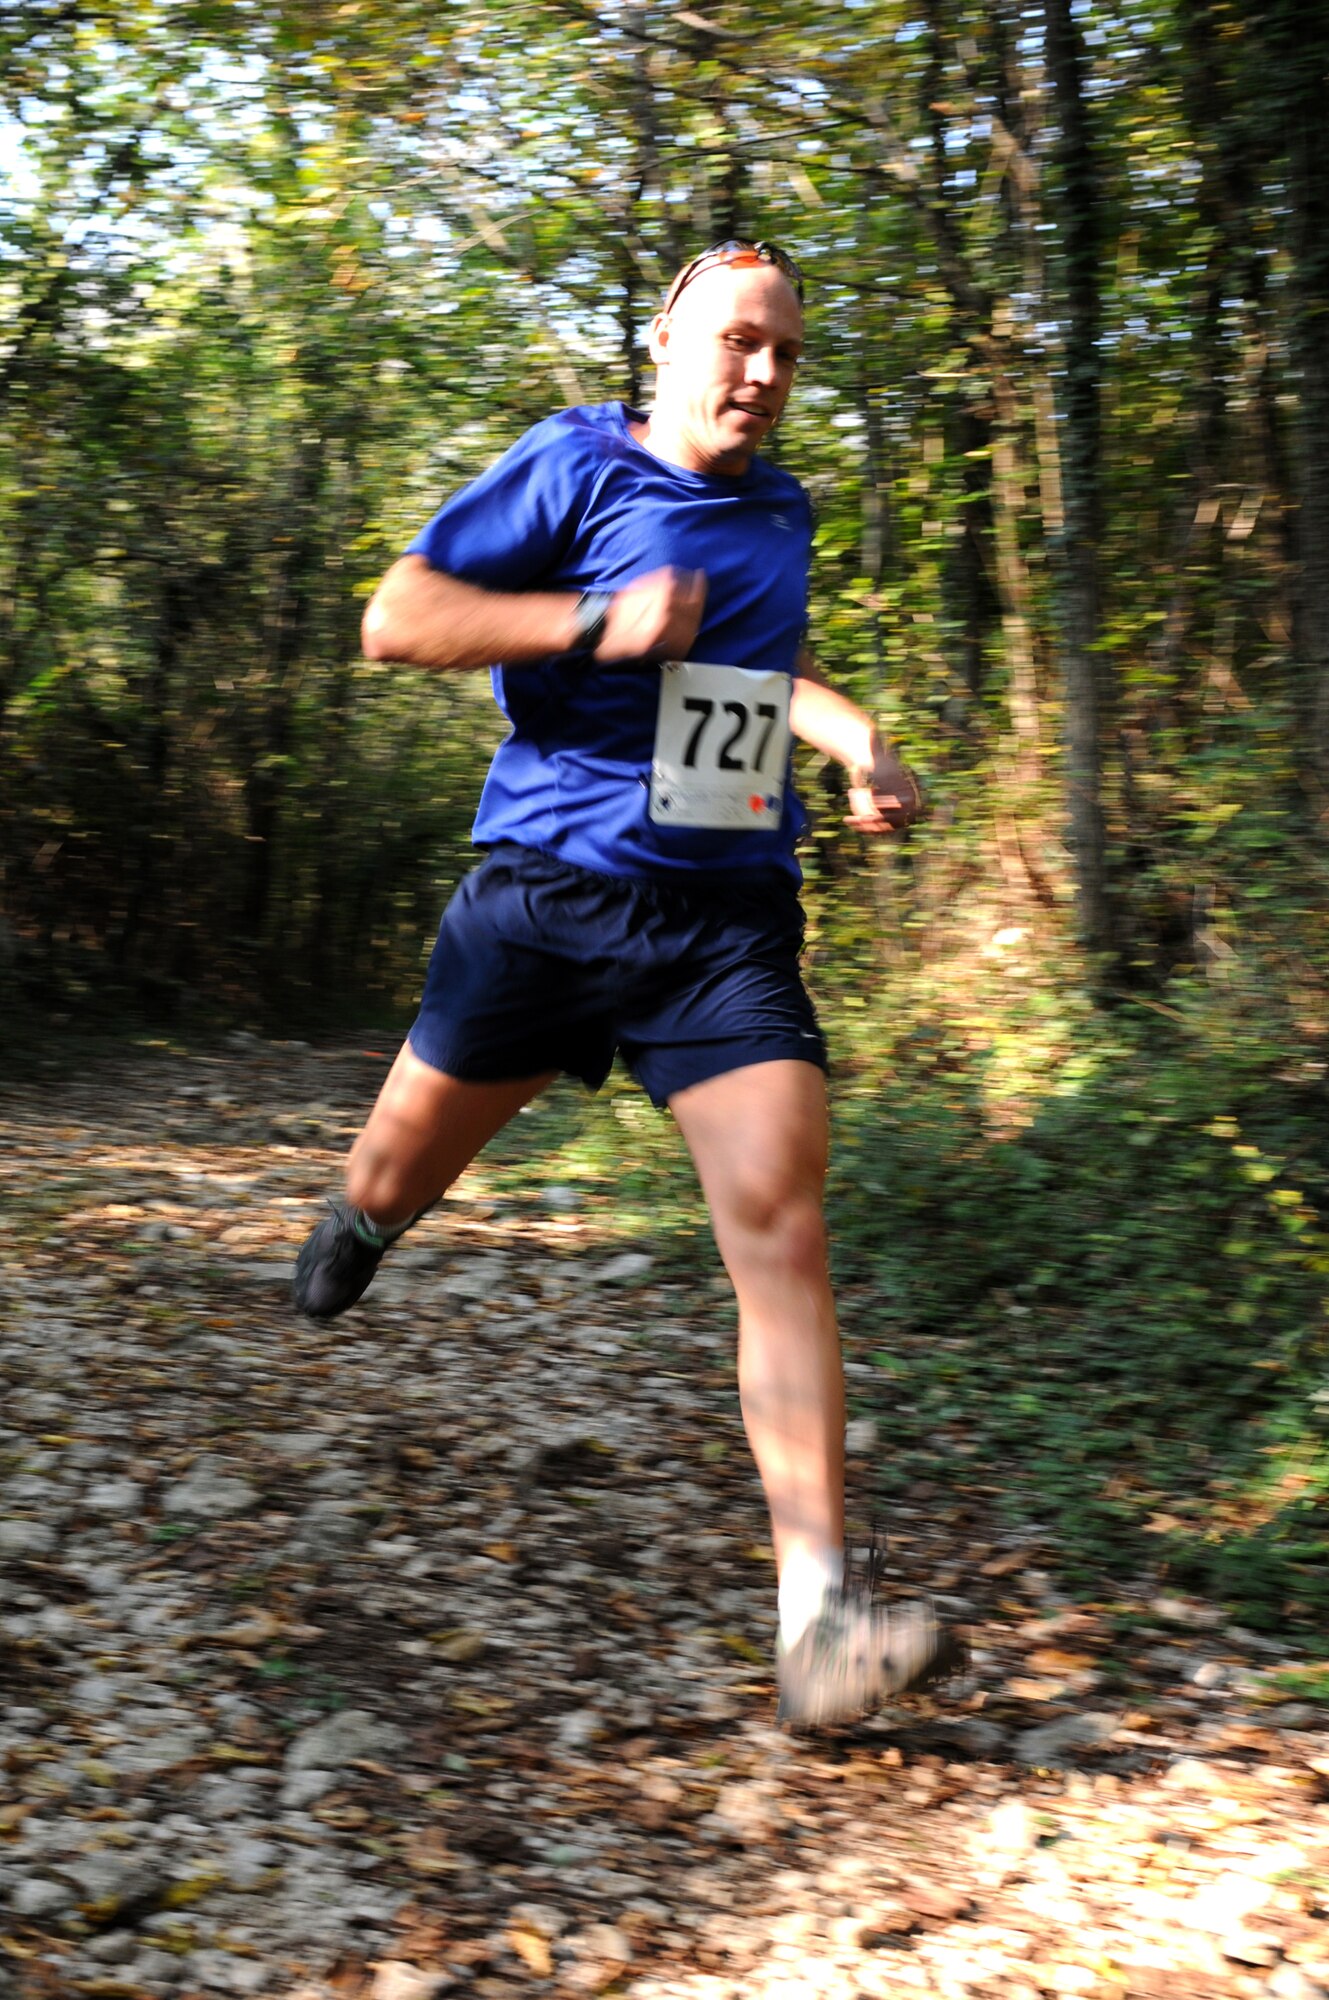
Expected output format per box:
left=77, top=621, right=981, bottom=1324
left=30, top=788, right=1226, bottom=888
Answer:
left=663, top=239, right=806, bottom=312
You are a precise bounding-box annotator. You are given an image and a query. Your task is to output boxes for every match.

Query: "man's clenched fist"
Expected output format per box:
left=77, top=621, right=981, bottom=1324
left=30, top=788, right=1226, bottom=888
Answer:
left=594, top=566, right=707, bottom=664
left=844, top=737, right=923, bottom=835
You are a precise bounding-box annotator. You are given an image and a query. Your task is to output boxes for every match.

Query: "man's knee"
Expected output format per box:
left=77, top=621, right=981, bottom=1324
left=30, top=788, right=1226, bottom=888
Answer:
left=716, top=1170, right=828, bottom=1272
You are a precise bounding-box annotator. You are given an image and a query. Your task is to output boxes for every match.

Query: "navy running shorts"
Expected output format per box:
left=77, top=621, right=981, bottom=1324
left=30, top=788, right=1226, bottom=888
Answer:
left=407, top=843, right=828, bottom=1108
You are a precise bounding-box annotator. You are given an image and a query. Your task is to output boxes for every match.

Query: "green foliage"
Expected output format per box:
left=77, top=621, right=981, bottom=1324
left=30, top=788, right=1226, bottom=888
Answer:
left=852, top=960, right=1325, bottom=1627
left=1267, top=1665, right=1329, bottom=1708
left=5, top=0, right=1326, bottom=1017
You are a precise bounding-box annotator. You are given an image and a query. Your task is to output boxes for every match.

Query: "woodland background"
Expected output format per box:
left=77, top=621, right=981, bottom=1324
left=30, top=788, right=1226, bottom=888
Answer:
left=2, top=0, right=1328, bottom=1643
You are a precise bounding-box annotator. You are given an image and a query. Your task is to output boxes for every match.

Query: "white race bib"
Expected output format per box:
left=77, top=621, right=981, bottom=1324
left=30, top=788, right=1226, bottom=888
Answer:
left=649, top=660, right=792, bottom=831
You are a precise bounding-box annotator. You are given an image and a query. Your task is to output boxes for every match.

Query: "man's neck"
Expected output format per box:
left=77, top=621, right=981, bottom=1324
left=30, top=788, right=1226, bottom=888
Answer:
left=629, top=412, right=754, bottom=479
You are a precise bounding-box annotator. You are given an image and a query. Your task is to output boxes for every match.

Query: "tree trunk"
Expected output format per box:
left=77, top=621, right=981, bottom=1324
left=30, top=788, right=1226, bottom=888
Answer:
left=989, top=361, right=1042, bottom=779
left=1279, top=10, right=1329, bottom=785
left=1044, top=0, right=1114, bottom=956
left=243, top=434, right=323, bottom=956
left=115, top=573, right=190, bottom=978
left=618, top=240, right=641, bottom=408
left=859, top=365, right=892, bottom=686
left=617, top=37, right=668, bottom=407
left=947, top=393, right=992, bottom=705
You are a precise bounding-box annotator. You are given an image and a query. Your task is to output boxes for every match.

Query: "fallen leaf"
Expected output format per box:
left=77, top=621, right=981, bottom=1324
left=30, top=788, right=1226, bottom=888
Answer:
left=903, top=1882, right=973, bottom=1922
left=163, top=1871, right=226, bottom=1909
left=509, top=1927, right=554, bottom=1976
left=1027, top=1649, right=1097, bottom=1675
left=981, top=1552, right=1027, bottom=1577
left=720, top=1632, right=765, bottom=1664
left=214, top=1611, right=324, bottom=1647
left=450, top=1690, right=513, bottom=1716
left=432, top=1629, right=488, bottom=1664
left=404, top=1829, right=459, bottom=1877
left=316, top=1802, right=372, bottom=1830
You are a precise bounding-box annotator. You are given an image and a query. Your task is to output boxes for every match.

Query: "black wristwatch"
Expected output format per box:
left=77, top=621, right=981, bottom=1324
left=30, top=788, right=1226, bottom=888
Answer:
left=571, top=590, right=615, bottom=656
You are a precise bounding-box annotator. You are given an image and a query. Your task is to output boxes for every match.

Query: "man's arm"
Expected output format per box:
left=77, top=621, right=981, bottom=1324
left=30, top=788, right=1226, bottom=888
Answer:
left=361, top=555, right=706, bottom=672
left=790, top=648, right=921, bottom=833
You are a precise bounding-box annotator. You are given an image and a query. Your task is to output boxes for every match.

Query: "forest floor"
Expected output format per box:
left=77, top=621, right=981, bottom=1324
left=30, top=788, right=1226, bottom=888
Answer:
left=3, top=1037, right=1329, bottom=2000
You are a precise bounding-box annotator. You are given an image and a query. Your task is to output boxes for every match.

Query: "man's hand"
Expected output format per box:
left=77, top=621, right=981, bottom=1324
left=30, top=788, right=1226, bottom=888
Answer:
left=844, top=737, right=923, bottom=834
left=594, top=566, right=706, bottom=664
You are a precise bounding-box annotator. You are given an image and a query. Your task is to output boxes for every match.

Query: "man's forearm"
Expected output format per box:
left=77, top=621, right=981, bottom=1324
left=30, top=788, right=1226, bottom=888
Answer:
left=362, top=555, right=582, bottom=672
left=789, top=656, right=876, bottom=771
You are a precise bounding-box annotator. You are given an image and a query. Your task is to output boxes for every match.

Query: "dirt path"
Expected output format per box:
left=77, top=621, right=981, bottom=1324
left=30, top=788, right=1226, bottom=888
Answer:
left=2, top=1039, right=1327, bottom=2000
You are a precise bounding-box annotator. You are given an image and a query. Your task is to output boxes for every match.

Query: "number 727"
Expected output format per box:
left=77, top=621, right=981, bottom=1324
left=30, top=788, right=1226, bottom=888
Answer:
left=681, top=698, right=780, bottom=773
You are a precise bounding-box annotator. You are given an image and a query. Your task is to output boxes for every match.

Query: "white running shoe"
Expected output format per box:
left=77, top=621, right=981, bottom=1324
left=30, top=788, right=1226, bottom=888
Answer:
left=777, top=1589, right=963, bottom=1727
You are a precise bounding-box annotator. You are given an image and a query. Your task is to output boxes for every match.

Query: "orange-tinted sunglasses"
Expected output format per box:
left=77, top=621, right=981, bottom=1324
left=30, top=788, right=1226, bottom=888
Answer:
left=663, top=239, right=805, bottom=312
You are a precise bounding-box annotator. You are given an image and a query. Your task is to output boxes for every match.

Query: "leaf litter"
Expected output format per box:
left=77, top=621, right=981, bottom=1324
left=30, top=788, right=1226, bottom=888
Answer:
left=1, top=1039, right=1328, bottom=2000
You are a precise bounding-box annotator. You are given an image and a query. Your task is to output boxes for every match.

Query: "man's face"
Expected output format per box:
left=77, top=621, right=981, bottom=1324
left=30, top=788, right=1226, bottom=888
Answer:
left=647, top=262, right=804, bottom=475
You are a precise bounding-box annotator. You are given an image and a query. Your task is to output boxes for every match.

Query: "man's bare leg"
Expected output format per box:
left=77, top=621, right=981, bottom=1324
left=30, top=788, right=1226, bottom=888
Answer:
left=294, top=1044, right=554, bottom=1318
left=669, top=1060, right=844, bottom=1585
left=670, top=1057, right=952, bottom=1722
left=347, top=1042, right=556, bottom=1228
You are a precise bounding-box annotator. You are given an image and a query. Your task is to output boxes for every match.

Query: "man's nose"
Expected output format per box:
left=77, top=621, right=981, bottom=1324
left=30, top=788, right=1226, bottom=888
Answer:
left=746, top=346, right=779, bottom=386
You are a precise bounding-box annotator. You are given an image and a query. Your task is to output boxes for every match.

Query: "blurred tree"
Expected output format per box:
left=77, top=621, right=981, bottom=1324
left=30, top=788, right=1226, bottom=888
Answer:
left=1043, top=0, right=1112, bottom=956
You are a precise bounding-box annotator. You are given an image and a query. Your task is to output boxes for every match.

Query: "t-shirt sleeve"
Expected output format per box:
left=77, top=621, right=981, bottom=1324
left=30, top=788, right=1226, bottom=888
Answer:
left=405, top=417, right=591, bottom=589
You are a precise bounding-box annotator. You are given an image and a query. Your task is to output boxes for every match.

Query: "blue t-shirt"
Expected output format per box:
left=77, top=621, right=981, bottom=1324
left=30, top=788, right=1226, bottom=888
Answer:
left=405, top=402, right=813, bottom=881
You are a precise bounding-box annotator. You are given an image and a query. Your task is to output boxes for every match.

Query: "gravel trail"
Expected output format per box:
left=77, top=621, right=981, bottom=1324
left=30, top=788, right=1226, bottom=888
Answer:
left=3, top=1039, right=1327, bottom=2000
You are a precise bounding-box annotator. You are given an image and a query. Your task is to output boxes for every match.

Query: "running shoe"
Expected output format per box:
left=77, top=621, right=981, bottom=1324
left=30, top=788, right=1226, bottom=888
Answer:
left=293, top=1202, right=387, bottom=1320
left=777, top=1588, right=963, bottom=1727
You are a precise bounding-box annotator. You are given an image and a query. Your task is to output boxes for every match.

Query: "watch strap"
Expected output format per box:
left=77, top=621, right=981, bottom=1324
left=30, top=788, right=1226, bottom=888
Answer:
left=571, top=590, right=614, bottom=655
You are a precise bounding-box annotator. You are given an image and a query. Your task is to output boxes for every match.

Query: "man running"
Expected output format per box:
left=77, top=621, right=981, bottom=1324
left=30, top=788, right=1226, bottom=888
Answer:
left=293, top=239, right=953, bottom=1725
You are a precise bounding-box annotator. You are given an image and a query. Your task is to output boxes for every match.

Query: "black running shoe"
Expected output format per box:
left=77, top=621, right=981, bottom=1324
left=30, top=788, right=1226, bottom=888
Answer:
left=293, top=1202, right=386, bottom=1320
left=777, top=1589, right=964, bottom=1727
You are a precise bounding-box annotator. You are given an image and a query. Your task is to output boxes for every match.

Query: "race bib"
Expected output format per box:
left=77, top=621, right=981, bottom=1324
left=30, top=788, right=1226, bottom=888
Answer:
left=649, top=660, right=791, bottom=831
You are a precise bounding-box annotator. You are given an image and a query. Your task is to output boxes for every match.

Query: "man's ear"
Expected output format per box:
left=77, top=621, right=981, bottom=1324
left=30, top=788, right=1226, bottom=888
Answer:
left=646, top=310, right=671, bottom=366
